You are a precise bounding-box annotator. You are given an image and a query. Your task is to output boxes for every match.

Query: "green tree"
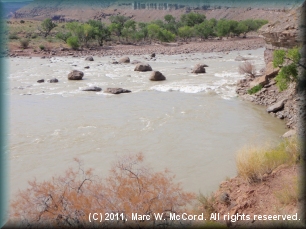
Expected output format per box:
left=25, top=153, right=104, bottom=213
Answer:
left=273, top=47, right=301, bottom=91
left=56, top=31, right=72, bottom=43
left=178, top=26, right=193, bottom=41
left=67, top=36, right=79, bottom=50
left=109, top=15, right=129, bottom=41
left=147, top=23, right=161, bottom=42
left=157, top=29, right=176, bottom=42
left=88, top=20, right=110, bottom=46
left=39, top=18, right=57, bottom=37
left=216, top=19, right=230, bottom=38
left=180, top=12, right=206, bottom=27
left=194, top=21, right=214, bottom=40
left=235, top=22, right=248, bottom=37
left=122, top=19, right=136, bottom=42
left=164, top=14, right=176, bottom=24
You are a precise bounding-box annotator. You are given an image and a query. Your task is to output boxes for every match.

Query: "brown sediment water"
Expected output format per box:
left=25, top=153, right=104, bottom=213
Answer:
left=8, top=48, right=287, bottom=200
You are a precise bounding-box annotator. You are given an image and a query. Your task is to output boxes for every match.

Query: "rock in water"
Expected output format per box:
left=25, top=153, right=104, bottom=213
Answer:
left=82, top=86, right=102, bottom=92
left=37, top=79, right=44, bottom=83
left=47, top=78, right=58, bottom=83
left=104, top=88, right=131, bottom=94
left=267, top=100, right=285, bottom=113
left=192, top=64, right=207, bottom=73
left=85, top=56, right=94, bottom=61
left=131, top=60, right=141, bottom=64
left=149, top=71, right=166, bottom=81
left=118, top=56, right=130, bottom=63
left=134, top=63, right=152, bottom=72
left=68, top=70, right=84, bottom=80
left=151, top=53, right=156, bottom=58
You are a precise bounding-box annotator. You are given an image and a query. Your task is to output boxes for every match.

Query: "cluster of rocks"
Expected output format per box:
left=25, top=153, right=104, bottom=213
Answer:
left=36, top=55, right=208, bottom=94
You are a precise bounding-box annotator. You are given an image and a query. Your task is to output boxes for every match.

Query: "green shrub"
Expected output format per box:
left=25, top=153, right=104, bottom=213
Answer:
left=9, top=34, right=19, bottom=39
left=20, top=20, right=25, bottom=24
left=31, top=34, right=37, bottom=39
left=236, top=136, right=300, bottom=183
left=247, top=84, right=262, bottom=94
left=39, top=45, right=45, bottom=50
left=67, top=36, right=79, bottom=50
left=273, top=47, right=301, bottom=91
left=19, top=38, right=30, bottom=49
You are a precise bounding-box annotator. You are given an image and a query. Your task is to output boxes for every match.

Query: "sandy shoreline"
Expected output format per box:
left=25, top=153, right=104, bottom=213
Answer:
left=9, top=37, right=265, bottom=58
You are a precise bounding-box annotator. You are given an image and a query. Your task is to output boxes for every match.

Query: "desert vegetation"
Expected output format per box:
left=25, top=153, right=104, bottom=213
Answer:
left=6, top=12, right=268, bottom=51
left=9, top=153, right=196, bottom=228
left=236, top=136, right=300, bottom=183
left=273, top=47, right=303, bottom=91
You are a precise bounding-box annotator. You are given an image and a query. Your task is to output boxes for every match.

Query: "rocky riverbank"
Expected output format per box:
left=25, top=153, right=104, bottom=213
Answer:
left=8, top=37, right=265, bottom=58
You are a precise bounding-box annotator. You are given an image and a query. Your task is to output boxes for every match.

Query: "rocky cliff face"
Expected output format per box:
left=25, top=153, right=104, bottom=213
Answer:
left=237, top=3, right=305, bottom=135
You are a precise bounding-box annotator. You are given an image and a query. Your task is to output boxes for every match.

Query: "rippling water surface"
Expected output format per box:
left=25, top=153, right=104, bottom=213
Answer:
left=8, top=47, right=287, bottom=198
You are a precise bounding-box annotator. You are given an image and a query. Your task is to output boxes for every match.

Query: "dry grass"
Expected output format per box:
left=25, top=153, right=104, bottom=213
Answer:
left=236, top=136, right=300, bottom=183
left=197, top=193, right=217, bottom=220
left=238, top=61, right=256, bottom=78
left=274, top=176, right=299, bottom=205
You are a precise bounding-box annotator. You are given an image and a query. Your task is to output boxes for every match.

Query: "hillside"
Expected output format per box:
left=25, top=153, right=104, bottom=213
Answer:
left=12, top=0, right=296, bottom=23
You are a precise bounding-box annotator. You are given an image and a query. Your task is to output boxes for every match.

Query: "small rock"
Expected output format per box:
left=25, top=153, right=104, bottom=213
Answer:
left=282, top=129, right=296, bottom=138
left=151, top=53, right=156, bottom=58
left=84, top=66, right=90, bottom=69
left=104, top=88, right=131, bottom=94
left=85, top=56, right=94, bottom=61
left=41, top=56, right=46, bottom=59
left=267, top=100, right=285, bottom=113
left=131, top=60, right=142, bottom=64
left=192, top=64, right=207, bottom=74
left=82, top=86, right=102, bottom=92
left=118, top=56, right=130, bottom=63
left=37, top=79, right=44, bottom=83
left=47, top=78, right=58, bottom=83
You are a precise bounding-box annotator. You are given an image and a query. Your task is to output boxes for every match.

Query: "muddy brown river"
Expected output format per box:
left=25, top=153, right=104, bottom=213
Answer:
left=8, top=48, right=287, bottom=200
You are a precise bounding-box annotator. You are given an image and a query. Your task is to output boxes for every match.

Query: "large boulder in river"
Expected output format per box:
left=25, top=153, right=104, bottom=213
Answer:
left=85, top=56, right=94, bottom=61
left=118, top=56, right=130, bottom=63
left=149, top=71, right=166, bottom=81
left=104, top=88, right=131, bottom=94
left=68, top=70, right=84, bottom=80
left=82, top=86, right=102, bottom=92
left=192, top=64, right=207, bottom=74
left=134, top=63, right=152, bottom=72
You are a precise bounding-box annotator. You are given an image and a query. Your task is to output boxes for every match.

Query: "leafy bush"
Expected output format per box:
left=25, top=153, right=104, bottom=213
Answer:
left=273, top=47, right=301, bottom=91
left=67, top=36, right=79, bottom=50
left=247, top=84, right=263, bottom=94
left=31, top=34, right=37, bottom=39
left=20, top=20, right=25, bottom=24
left=39, top=45, right=45, bottom=50
left=19, top=38, right=30, bottom=49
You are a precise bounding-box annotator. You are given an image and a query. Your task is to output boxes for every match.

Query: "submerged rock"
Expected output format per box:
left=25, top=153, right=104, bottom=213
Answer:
left=82, top=86, right=102, bottom=92
left=37, top=79, right=44, bottom=83
left=47, top=78, right=58, bottom=83
left=104, top=88, right=131, bottom=94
